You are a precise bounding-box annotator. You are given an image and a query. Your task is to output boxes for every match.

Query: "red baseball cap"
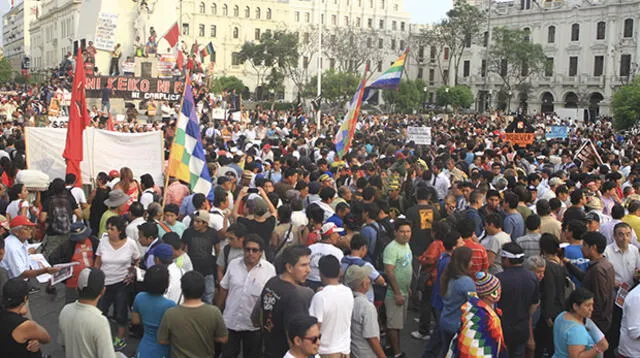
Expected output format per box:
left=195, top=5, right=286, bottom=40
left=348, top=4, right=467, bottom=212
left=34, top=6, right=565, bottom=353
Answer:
left=109, top=169, right=120, bottom=178
left=10, top=215, right=36, bottom=229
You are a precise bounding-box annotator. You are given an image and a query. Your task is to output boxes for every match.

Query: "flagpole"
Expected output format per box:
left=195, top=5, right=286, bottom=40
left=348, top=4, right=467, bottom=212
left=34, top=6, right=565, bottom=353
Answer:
left=315, top=2, right=323, bottom=132
left=162, top=71, right=190, bottom=209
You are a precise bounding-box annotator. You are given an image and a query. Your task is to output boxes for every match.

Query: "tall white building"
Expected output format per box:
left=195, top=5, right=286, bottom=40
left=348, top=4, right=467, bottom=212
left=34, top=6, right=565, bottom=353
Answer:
left=408, top=0, right=640, bottom=118
left=3, top=0, right=37, bottom=71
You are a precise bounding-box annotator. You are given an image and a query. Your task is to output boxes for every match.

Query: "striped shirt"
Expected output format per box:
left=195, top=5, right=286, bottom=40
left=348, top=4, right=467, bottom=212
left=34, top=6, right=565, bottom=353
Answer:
left=463, top=239, right=489, bottom=275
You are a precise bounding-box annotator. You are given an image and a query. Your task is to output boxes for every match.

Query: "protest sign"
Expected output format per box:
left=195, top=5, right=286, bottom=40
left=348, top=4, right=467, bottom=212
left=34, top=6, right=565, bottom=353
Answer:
left=407, top=126, right=432, bottom=145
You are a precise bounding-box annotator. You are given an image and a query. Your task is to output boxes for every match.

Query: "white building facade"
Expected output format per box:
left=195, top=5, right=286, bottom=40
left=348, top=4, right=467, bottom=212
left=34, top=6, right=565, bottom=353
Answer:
left=408, top=0, right=640, bottom=118
left=2, top=0, right=37, bottom=71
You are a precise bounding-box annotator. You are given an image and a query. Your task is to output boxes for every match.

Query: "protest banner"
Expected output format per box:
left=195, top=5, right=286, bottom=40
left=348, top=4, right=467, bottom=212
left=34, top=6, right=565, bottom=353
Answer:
left=94, top=13, right=119, bottom=51
left=85, top=76, right=184, bottom=101
left=407, top=126, right=432, bottom=145
left=546, top=126, right=568, bottom=140
left=504, top=132, right=535, bottom=146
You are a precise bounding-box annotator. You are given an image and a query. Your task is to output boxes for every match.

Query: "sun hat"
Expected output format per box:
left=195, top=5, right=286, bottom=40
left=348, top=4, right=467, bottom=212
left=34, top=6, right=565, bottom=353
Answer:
left=103, top=189, right=129, bottom=207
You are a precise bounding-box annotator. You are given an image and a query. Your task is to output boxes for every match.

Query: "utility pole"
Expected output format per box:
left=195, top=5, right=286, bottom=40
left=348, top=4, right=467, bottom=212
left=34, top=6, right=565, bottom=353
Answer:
left=482, top=0, right=492, bottom=113
left=316, top=3, right=323, bottom=131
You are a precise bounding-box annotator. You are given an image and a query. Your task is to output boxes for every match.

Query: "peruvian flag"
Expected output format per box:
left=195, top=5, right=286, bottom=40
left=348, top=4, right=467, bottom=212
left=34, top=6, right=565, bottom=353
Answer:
left=62, top=49, right=91, bottom=187
left=163, top=23, right=180, bottom=48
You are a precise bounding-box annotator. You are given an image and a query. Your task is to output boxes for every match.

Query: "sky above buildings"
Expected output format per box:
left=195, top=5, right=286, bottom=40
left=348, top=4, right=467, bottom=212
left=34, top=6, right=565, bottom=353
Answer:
left=406, top=0, right=453, bottom=24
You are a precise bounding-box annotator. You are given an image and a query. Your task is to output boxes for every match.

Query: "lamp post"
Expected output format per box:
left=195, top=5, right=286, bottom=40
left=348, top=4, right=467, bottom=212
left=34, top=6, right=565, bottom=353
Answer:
left=507, top=90, right=513, bottom=113
left=445, top=87, right=450, bottom=112
left=423, top=86, right=428, bottom=111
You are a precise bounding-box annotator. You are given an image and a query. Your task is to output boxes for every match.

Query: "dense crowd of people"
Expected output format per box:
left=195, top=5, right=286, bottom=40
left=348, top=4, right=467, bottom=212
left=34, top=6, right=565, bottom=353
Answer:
left=0, top=75, right=639, bottom=358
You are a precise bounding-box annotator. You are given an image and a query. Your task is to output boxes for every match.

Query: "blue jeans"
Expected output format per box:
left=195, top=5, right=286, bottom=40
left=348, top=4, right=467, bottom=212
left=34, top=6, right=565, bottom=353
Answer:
left=422, top=309, right=442, bottom=358
left=202, top=274, right=216, bottom=304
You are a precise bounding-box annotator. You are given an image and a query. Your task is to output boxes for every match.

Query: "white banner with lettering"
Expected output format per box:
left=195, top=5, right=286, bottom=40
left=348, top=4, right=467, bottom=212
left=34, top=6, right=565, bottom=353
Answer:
left=94, top=12, right=119, bottom=51
left=407, top=126, right=432, bottom=145
left=25, top=128, right=164, bottom=186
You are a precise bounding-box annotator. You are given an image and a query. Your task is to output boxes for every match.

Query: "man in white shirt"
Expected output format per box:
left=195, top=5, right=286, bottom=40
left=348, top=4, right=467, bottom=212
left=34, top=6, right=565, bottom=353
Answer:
left=138, top=174, right=156, bottom=210
left=125, top=202, right=146, bottom=254
left=619, top=283, right=640, bottom=358
left=65, top=173, right=87, bottom=221
left=58, top=268, right=117, bottom=358
left=216, top=235, right=275, bottom=358
left=430, top=162, right=450, bottom=202
left=309, top=255, right=354, bottom=357
left=210, top=189, right=230, bottom=235
left=306, top=223, right=344, bottom=291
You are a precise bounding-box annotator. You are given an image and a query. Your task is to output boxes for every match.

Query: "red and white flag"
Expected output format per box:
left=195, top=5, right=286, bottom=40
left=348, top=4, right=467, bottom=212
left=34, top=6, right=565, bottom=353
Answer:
left=163, top=23, right=180, bottom=48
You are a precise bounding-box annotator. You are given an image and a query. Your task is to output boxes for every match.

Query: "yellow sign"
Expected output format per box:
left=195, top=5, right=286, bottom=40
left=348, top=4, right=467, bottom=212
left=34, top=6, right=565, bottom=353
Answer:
left=504, top=133, right=535, bottom=146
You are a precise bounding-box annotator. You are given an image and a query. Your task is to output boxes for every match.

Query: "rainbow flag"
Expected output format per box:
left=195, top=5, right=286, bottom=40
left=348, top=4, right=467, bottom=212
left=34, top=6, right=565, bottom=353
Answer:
left=367, top=49, right=408, bottom=89
left=200, top=42, right=215, bottom=58
left=167, top=83, right=213, bottom=195
left=334, top=69, right=368, bottom=159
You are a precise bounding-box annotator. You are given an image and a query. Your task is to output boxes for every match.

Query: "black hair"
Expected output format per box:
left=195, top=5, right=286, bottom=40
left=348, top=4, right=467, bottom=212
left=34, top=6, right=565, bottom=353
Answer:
left=244, top=233, right=265, bottom=251
left=582, top=231, right=607, bottom=254
left=549, top=198, right=562, bottom=212
left=611, top=204, right=626, bottom=220
left=138, top=222, right=159, bottom=239
left=140, top=173, right=155, bottom=189
left=106, top=216, right=127, bottom=239
left=192, top=193, right=206, bottom=210
left=350, top=234, right=367, bottom=251
left=442, top=231, right=461, bottom=251
left=565, top=287, right=594, bottom=312
left=65, top=173, right=77, bottom=185
left=570, top=188, right=585, bottom=205
left=8, top=183, right=24, bottom=201
left=486, top=189, right=501, bottom=199
left=363, top=202, right=380, bottom=220
left=394, top=218, right=411, bottom=232
left=566, top=220, right=587, bottom=241
left=526, top=214, right=541, bottom=231
left=306, top=204, right=325, bottom=224
left=614, top=222, right=632, bottom=236
left=277, top=205, right=292, bottom=223
left=227, top=222, right=248, bottom=238
left=362, top=186, right=377, bottom=201
left=502, top=242, right=525, bottom=265
left=281, top=245, right=311, bottom=271
left=503, top=191, right=519, bottom=209
left=129, top=202, right=144, bottom=218
left=485, top=213, right=503, bottom=229
left=457, top=219, right=475, bottom=239
left=144, top=265, right=170, bottom=295
left=318, top=255, right=340, bottom=279
left=335, top=202, right=350, bottom=213
left=164, top=203, right=180, bottom=215
left=163, top=232, right=184, bottom=251
left=181, top=271, right=205, bottom=300
left=539, top=233, right=560, bottom=255
left=536, top=199, right=551, bottom=216
left=287, top=315, right=318, bottom=343
left=213, top=188, right=228, bottom=207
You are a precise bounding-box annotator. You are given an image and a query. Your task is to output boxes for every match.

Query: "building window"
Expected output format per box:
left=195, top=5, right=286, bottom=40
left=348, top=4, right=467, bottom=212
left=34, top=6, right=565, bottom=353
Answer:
left=378, top=38, right=383, bottom=49
left=370, top=0, right=373, bottom=8
left=545, top=57, right=553, bottom=76
left=256, top=7, right=261, bottom=19
left=329, top=58, right=335, bottom=69
left=464, top=33, right=471, bottom=48
left=463, top=60, right=470, bottom=77
left=212, top=3, right=217, bottom=15
left=379, top=20, right=384, bottom=29
left=569, top=56, right=578, bottom=76
left=231, top=52, right=240, bottom=65
left=233, top=5, right=239, bottom=16
left=483, top=31, right=489, bottom=47
left=392, top=21, right=397, bottom=31
left=305, top=12, right=310, bottom=22
left=267, top=8, right=271, bottom=19
left=621, top=54, right=632, bottom=76
left=418, top=46, right=424, bottom=61
left=356, top=17, right=361, bottom=27
left=210, top=25, right=217, bottom=37
left=344, top=16, right=349, bottom=25
left=380, top=0, right=385, bottom=8
left=481, top=60, right=487, bottom=77
left=443, top=70, right=449, bottom=85
left=417, top=68, right=423, bottom=79
left=624, top=18, right=634, bottom=38
left=429, top=69, right=435, bottom=85
left=233, top=27, right=239, bottom=39
left=500, top=59, right=507, bottom=77
left=321, top=14, right=324, bottom=24
left=430, top=46, right=436, bottom=60
left=182, top=23, right=189, bottom=35
left=304, top=32, right=310, bottom=43
left=295, top=11, right=300, bottom=22
left=547, top=26, right=555, bottom=43
left=523, top=27, right=530, bottom=42
left=199, top=2, right=205, bottom=14
left=596, top=21, right=606, bottom=40
left=571, top=23, right=579, bottom=41
left=521, top=0, right=531, bottom=10
left=593, top=56, right=604, bottom=76
left=303, top=56, right=309, bottom=69
left=199, top=24, right=205, bottom=36
left=444, top=47, right=449, bottom=60
left=400, top=40, right=405, bottom=50
left=401, top=22, right=405, bottom=31
left=391, top=39, right=396, bottom=50
left=367, top=38, right=372, bottom=48
left=245, top=6, right=250, bottom=18
left=367, top=18, right=372, bottom=28
left=222, top=4, right=228, bottom=16
left=255, top=28, right=261, bottom=40
left=332, top=15, right=336, bottom=25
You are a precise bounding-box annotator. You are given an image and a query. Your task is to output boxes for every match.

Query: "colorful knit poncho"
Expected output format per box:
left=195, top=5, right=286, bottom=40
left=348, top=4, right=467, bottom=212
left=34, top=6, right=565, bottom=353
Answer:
left=446, top=293, right=508, bottom=358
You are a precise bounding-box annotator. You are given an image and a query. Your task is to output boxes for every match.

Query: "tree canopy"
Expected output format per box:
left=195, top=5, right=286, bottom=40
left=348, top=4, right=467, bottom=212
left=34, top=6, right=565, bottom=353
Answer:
left=210, top=76, right=246, bottom=94
left=612, top=77, right=640, bottom=130
left=382, top=79, right=427, bottom=113
left=435, top=85, right=474, bottom=110
left=0, top=57, right=13, bottom=84
left=304, top=70, right=360, bottom=104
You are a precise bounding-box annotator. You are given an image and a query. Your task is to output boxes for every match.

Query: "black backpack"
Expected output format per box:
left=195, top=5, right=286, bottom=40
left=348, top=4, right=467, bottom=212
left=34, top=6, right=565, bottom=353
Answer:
left=48, top=194, right=72, bottom=234
left=139, top=189, right=161, bottom=204
left=366, top=222, right=393, bottom=271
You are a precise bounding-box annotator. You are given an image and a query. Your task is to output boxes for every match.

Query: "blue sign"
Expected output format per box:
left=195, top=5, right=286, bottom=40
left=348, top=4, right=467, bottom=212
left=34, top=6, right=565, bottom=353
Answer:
left=546, top=126, right=568, bottom=140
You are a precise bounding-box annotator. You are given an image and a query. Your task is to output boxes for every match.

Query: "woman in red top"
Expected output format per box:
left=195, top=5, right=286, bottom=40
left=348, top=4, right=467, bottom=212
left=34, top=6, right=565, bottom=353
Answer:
left=114, top=167, right=140, bottom=213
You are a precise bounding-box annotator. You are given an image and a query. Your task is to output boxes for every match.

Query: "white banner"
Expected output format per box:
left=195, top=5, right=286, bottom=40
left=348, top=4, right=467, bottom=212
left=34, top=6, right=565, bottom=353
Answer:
left=407, top=126, right=432, bottom=145
left=94, top=12, right=119, bottom=51
left=25, top=128, right=164, bottom=187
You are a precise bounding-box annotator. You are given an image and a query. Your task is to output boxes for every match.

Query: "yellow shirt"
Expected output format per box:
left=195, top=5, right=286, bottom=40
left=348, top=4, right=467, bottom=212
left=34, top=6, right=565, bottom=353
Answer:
left=622, top=214, right=640, bottom=239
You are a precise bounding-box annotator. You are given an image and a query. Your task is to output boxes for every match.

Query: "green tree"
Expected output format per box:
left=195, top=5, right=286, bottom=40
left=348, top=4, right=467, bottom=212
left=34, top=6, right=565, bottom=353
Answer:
left=435, top=85, right=474, bottom=111
left=382, top=79, right=427, bottom=113
left=612, top=77, right=640, bottom=130
left=488, top=27, right=547, bottom=92
left=304, top=70, right=360, bottom=104
left=0, top=57, right=12, bottom=84
left=210, top=76, right=245, bottom=94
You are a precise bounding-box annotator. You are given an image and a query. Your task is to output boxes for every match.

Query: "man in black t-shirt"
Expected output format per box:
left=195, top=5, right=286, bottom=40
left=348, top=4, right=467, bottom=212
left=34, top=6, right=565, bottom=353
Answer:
left=40, top=178, right=81, bottom=260
left=255, top=245, right=314, bottom=358
left=182, top=210, right=220, bottom=304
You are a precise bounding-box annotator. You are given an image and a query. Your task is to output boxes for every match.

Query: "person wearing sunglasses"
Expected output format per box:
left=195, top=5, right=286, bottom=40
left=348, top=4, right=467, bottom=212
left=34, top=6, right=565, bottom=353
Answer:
left=284, top=315, right=321, bottom=358
left=216, top=234, right=275, bottom=358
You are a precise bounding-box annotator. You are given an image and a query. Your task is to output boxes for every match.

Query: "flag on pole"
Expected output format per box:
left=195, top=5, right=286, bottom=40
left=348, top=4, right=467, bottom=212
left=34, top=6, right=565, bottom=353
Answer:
left=163, top=23, right=180, bottom=48
left=334, top=67, right=368, bottom=159
left=62, top=49, right=91, bottom=187
left=574, top=139, right=603, bottom=168
left=292, top=96, right=303, bottom=117
left=167, top=83, right=213, bottom=195
left=362, top=49, right=409, bottom=101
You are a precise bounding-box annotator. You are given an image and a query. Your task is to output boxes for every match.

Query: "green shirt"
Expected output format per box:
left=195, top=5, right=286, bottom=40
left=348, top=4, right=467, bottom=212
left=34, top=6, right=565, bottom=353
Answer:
left=383, top=240, right=413, bottom=298
left=157, top=304, right=228, bottom=358
left=98, top=210, right=118, bottom=238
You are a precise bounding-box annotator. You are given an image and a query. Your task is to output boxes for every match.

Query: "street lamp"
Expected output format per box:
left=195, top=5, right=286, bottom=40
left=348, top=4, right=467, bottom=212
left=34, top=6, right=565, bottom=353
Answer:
left=444, top=87, right=450, bottom=112
left=423, top=86, right=428, bottom=111
left=507, top=90, right=513, bottom=113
